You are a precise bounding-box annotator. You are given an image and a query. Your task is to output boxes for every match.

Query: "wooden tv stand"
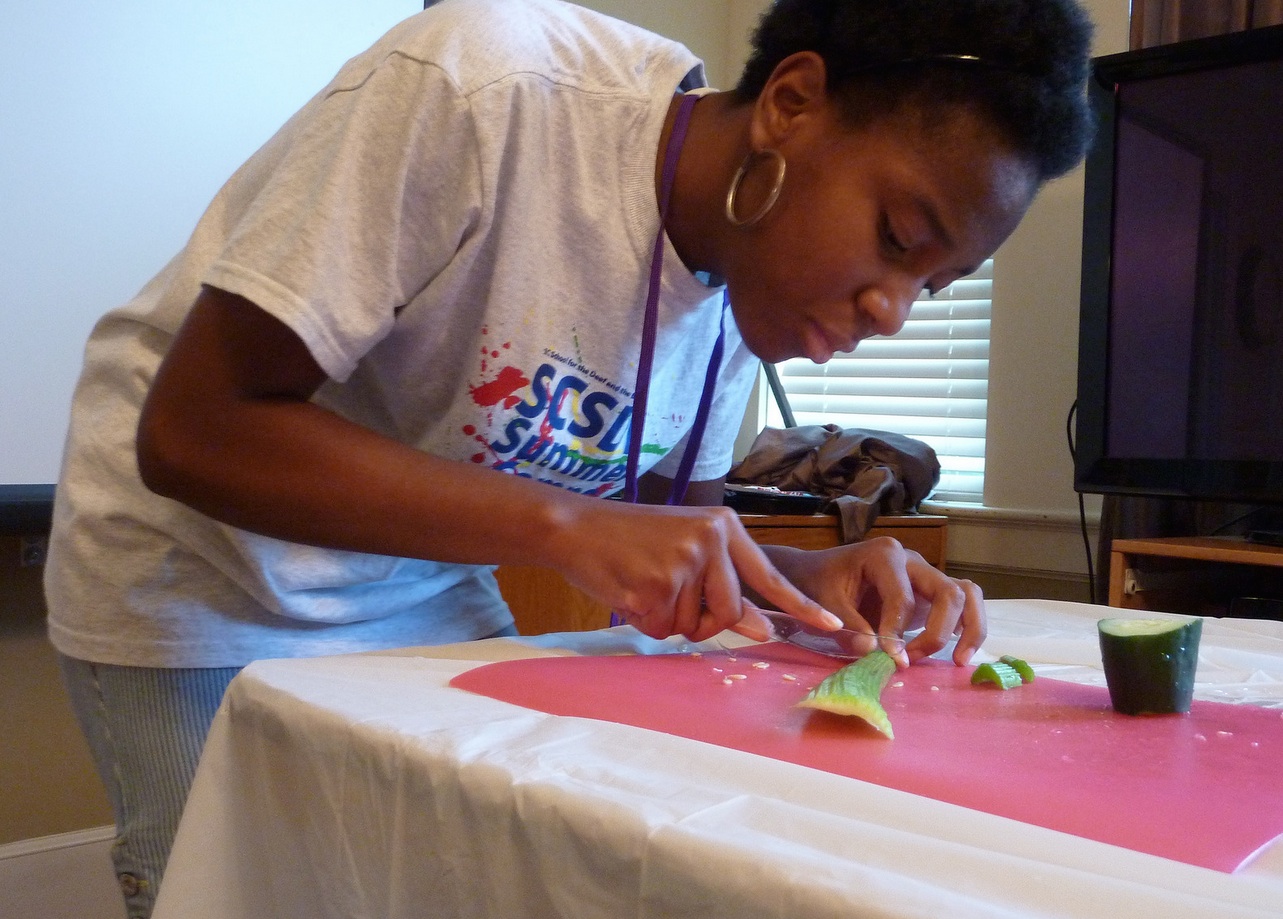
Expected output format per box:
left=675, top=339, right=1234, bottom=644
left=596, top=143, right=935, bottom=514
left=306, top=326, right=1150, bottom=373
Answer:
left=1108, top=536, right=1283, bottom=615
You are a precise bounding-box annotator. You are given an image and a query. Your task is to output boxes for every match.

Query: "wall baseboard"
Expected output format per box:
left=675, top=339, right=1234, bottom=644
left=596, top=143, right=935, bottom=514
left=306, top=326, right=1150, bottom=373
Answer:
left=0, top=825, right=124, bottom=919
left=0, top=824, right=113, bottom=860
left=949, top=562, right=1094, bottom=605
left=926, top=503, right=1099, bottom=578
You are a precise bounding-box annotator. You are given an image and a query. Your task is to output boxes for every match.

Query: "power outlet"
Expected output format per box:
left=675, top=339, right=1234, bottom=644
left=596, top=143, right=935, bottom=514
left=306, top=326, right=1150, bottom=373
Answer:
left=19, top=535, right=48, bottom=567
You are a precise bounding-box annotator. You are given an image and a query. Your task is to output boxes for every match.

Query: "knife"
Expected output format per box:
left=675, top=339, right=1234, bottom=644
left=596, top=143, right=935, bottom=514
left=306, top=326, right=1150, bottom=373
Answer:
left=757, top=610, right=906, bottom=661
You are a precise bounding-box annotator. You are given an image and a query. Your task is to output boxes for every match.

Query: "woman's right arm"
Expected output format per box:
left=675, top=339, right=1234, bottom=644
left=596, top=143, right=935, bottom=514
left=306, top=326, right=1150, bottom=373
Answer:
left=137, top=285, right=838, bottom=641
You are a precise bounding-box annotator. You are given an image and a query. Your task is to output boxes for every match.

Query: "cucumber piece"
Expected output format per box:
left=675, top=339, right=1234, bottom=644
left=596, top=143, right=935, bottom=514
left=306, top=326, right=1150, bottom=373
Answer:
left=999, top=655, right=1036, bottom=683
left=1098, top=616, right=1202, bottom=715
left=796, top=650, right=896, bottom=738
left=970, top=661, right=1023, bottom=690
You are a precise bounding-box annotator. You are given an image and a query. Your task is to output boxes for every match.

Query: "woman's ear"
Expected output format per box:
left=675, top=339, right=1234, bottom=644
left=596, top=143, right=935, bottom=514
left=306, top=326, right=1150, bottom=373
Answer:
left=750, top=51, right=830, bottom=149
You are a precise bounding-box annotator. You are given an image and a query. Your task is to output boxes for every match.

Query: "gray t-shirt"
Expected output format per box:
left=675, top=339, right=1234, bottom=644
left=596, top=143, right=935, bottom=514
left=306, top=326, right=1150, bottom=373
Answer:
left=46, top=0, right=759, bottom=667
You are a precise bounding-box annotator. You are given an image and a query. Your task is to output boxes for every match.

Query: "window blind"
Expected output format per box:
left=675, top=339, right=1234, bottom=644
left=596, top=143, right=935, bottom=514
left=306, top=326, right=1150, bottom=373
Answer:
left=763, top=260, right=992, bottom=504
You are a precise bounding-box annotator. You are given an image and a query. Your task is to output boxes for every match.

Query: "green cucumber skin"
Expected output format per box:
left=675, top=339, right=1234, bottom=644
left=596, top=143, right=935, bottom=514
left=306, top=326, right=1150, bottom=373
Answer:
left=824, top=649, right=896, bottom=699
left=999, top=655, right=1036, bottom=683
left=1098, top=617, right=1202, bottom=715
left=971, top=662, right=1022, bottom=690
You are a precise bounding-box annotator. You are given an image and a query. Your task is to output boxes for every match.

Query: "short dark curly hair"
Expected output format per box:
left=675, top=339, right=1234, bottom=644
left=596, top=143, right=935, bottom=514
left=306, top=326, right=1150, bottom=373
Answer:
left=734, top=0, right=1095, bottom=181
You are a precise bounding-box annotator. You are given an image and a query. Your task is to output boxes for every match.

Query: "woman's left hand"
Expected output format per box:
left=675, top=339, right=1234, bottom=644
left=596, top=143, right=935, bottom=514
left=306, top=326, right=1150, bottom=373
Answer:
left=761, top=538, right=986, bottom=666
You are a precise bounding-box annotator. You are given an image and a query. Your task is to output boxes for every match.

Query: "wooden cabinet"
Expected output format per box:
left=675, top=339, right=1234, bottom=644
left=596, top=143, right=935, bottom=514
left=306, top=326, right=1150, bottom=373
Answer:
left=496, top=514, right=948, bottom=635
left=1108, top=536, right=1283, bottom=617
left=492, top=564, right=611, bottom=636
left=738, top=513, right=947, bottom=566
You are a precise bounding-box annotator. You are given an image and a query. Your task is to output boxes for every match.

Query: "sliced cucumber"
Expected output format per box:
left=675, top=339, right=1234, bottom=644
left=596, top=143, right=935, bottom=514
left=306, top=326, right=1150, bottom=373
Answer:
left=1098, top=616, right=1202, bottom=715
left=971, top=661, right=1024, bottom=690
left=796, top=649, right=896, bottom=738
left=999, top=655, right=1036, bottom=683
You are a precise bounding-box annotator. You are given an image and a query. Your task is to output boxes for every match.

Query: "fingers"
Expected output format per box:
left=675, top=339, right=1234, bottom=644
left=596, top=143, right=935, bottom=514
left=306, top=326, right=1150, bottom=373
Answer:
left=764, top=538, right=988, bottom=668
left=729, top=536, right=844, bottom=633
left=670, top=578, right=707, bottom=641
left=948, top=579, right=987, bottom=664
left=625, top=599, right=771, bottom=646
left=727, top=601, right=771, bottom=643
left=604, top=507, right=762, bottom=643
left=846, top=539, right=987, bottom=666
left=590, top=506, right=846, bottom=645
left=687, top=537, right=751, bottom=642
left=902, top=570, right=986, bottom=666
left=844, top=538, right=915, bottom=667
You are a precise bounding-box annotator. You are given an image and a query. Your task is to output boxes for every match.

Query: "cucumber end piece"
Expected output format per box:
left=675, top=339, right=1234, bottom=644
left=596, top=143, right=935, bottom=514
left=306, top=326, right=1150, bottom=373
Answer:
left=796, top=694, right=895, bottom=738
left=1098, top=617, right=1196, bottom=639
left=1098, top=616, right=1202, bottom=715
left=796, top=650, right=897, bottom=738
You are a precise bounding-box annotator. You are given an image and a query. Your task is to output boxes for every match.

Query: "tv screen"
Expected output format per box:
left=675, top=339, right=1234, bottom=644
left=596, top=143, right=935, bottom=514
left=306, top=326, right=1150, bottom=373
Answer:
left=1075, top=24, right=1283, bottom=504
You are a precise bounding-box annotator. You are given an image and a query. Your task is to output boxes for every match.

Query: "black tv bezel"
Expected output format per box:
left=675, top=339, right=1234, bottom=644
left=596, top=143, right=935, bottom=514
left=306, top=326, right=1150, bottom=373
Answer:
left=1074, top=23, right=1283, bottom=504
left=0, top=484, right=55, bottom=535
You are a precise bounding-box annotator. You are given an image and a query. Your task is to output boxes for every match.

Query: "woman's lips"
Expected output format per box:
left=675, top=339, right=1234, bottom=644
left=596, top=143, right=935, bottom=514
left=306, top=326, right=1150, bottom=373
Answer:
left=801, top=320, right=854, bottom=364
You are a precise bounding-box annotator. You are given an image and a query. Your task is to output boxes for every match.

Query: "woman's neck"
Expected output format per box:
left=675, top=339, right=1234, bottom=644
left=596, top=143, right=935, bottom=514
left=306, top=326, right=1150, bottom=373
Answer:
left=654, top=92, right=751, bottom=280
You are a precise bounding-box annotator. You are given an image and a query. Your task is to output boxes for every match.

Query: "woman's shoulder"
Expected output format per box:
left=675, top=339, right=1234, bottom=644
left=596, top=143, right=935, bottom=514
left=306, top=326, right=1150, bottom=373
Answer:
left=371, top=0, right=700, bottom=97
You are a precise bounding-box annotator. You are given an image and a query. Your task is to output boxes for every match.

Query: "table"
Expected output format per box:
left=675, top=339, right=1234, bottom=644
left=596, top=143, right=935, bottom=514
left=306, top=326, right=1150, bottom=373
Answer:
left=153, top=600, right=1283, bottom=919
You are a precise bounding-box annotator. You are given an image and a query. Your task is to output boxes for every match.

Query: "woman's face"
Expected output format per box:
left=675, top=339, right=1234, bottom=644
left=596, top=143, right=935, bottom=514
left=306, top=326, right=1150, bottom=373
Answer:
left=722, top=104, right=1038, bottom=364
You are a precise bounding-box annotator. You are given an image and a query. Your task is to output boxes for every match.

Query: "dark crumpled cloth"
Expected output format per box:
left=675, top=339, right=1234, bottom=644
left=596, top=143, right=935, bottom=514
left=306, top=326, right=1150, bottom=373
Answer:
left=727, top=425, right=941, bottom=543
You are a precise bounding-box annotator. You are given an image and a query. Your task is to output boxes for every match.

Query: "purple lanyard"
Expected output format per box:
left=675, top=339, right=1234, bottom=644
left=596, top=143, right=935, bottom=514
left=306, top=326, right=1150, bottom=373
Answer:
left=621, top=91, right=728, bottom=507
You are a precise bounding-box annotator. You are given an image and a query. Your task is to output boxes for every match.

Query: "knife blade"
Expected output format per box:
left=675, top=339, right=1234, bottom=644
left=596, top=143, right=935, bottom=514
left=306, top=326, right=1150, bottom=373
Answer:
left=757, top=610, right=906, bottom=661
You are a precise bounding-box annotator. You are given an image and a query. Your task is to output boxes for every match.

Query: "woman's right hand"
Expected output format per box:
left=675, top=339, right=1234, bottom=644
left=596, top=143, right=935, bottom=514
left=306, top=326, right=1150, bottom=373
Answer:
left=546, top=499, right=842, bottom=643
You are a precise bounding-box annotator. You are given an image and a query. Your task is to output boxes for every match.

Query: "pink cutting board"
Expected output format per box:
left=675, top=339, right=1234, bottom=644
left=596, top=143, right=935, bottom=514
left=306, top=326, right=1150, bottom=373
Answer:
left=450, top=643, right=1283, bottom=873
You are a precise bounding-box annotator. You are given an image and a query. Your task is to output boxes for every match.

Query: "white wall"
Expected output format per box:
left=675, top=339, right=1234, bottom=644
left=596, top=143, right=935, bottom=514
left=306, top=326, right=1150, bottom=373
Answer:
left=575, top=1, right=738, bottom=84
left=0, top=0, right=747, bottom=489
left=951, top=0, right=1130, bottom=580
left=0, top=0, right=423, bottom=486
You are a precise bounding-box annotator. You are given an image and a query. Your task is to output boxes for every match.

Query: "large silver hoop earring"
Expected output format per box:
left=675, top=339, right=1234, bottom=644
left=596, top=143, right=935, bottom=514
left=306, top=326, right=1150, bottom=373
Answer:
left=724, top=148, right=787, bottom=228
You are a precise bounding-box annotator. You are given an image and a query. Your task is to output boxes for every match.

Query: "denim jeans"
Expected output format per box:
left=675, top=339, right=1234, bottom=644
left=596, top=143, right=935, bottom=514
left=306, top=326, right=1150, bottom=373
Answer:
left=58, top=655, right=241, bottom=919
left=57, top=624, right=520, bottom=918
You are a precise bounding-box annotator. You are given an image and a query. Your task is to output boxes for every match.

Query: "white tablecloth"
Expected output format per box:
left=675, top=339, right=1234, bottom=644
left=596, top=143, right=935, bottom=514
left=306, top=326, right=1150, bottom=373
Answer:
left=153, top=599, right=1283, bottom=919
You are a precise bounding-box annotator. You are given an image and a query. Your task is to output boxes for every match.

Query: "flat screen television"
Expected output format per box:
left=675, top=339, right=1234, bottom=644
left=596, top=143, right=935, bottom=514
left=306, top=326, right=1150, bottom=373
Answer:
left=1074, top=23, right=1283, bottom=506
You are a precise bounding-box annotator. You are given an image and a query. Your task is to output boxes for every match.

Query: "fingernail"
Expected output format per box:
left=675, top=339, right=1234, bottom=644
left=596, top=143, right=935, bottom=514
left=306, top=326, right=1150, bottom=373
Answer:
left=819, top=609, right=844, bottom=630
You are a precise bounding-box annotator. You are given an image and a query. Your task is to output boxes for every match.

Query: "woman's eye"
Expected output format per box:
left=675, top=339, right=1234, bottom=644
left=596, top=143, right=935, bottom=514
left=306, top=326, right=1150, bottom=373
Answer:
left=880, top=216, right=909, bottom=255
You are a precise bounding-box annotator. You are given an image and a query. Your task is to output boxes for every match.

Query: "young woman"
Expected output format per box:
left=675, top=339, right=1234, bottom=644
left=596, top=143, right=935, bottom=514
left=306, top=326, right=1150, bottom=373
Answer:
left=46, top=0, right=1094, bottom=914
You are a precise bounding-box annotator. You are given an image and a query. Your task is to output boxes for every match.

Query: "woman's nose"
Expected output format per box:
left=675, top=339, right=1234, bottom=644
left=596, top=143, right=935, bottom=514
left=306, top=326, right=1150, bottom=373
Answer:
left=857, top=282, right=917, bottom=337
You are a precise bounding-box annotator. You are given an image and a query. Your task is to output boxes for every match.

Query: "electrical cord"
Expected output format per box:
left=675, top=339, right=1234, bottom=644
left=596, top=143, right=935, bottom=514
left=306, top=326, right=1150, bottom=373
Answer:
left=1065, top=400, right=1097, bottom=604
left=1210, top=505, right=1269, bottom=538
